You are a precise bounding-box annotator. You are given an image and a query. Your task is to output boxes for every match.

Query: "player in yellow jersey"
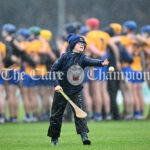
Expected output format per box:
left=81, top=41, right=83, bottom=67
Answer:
left=13, top=28, right=38, bottom=122
left=0, top=41, right=6, bottom=123
left=23, top=26, right=43, bottom=122
left=110, top=22, right=135, bottom=120
left=1, top=24, right=21, bottom=122
left=123, top=21, right=145, bottom=120
left=141, top=25, right=150, bottom=88
left=15, top=27, right=41, bottom=122
left=140, top=25, right=150, bottom=119
left=85, top=18, right=120, bottom=121
left=130, top=37, right=145, bottom=120
left=37, top=29, right=56, bottom=121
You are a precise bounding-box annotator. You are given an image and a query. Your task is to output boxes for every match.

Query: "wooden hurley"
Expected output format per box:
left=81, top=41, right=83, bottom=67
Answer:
left=60, top=91, right=87, bottom=118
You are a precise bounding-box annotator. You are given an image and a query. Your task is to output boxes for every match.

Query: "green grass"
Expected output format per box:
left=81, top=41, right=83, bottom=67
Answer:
left=0, top=121, right=150, bottom=150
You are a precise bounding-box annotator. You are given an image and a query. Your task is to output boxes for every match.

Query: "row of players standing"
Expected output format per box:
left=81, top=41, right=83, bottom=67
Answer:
left=58, top=18, right=150, bottom=122
left=0, top=18, right=150, bottom=123
left=0, top=25, right=57, bottom=123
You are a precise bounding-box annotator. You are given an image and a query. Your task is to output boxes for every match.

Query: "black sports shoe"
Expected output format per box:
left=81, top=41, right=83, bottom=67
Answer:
left=51, top=138, right=58, bottom=146
left=81, top=132, right=91, bottom=145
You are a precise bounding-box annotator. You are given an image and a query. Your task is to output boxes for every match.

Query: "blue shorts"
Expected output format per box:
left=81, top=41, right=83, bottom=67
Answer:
left=0, top=75, right=5, bottom=85
left=94, top=66, right=108, bottom=81
left=36, top=76, right=53, bottom=86
left=93, top=52, right=109, bottom=81
left=83, top=67, right=89, bottom=83
left=130, top=70, right=144, bottom=83
left=20, top=66, right=25, bottom=72
left=122, top=66, right=132, bottom=82
left=122, top=67, right=144, bottom=83
left=22, top=74, right=38, bottom=87
left=8, top=70, right=20, bottom=85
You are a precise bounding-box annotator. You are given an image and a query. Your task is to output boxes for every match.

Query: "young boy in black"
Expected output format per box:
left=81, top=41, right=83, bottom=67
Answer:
left=47, top=33, right=109, bottom=146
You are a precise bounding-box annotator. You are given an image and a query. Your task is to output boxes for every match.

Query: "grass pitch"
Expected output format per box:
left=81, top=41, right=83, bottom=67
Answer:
left=0, top=120, right=150, bottom=150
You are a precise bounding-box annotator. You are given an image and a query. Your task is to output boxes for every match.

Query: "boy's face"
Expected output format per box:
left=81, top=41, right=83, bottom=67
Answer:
left=74, top=42, right=85, bottom=52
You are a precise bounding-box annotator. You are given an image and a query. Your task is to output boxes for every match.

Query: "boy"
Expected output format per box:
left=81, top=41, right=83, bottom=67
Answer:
left=47, top=33, right=109, bottom=146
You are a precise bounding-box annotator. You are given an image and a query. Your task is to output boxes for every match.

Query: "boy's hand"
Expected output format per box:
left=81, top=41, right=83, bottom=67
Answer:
left=102, top=59, right=109, bottom=66
left=55, top=85, right=63, bottom=93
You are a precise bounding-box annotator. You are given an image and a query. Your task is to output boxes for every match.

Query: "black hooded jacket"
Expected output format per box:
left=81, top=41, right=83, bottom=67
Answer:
left=51, top=51, right=104, bottom=95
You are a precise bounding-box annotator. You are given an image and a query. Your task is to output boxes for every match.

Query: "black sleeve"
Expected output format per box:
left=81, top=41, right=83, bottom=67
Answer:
left=20, top=51, right=36, bottom=68
left=40, top=54, right=54, bottom=71
left=5, top=42, right=13, bottom=61
left=51, top=53, right=65, bottom=87
left=82, top=55, right=103, bottom=68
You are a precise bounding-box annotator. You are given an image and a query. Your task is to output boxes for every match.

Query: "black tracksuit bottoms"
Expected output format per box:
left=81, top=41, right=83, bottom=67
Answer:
left=47, top=91, right=89, bottom=138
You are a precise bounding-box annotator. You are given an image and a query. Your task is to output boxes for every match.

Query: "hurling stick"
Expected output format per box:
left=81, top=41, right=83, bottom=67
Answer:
left=60, top=91, right=87, bottom=118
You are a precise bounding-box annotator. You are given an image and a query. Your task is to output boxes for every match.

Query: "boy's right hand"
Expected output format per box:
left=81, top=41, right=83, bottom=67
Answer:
left=55, top=85, right=63, bottom=93
left=102, top=59, right=109, bottom=66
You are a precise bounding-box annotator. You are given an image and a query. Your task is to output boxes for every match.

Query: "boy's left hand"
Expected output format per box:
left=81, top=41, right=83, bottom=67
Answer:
left=102, top=59, right=109, bottom=66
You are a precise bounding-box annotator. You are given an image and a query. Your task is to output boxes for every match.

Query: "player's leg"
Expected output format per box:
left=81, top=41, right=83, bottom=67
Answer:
left=46, top=86, right=54, bottom=117
left=83, top=67, right=93, bottom=120
left=47, top=92, right=67, bottom=145
left=147, top=70, right=150, bottom=88
left=83, top=82, right=93, bottom=120
left=22, top=73, right=34, bottom=122
left=90, top=66, right=103, bottom=121
left=49, top=76, right=55, bottom=97
left=44, top=86, right=51, bottom=116
left=21, top=86, right=31, bottom=122
left=108, top=78, right=120, bottom=120
left=39, top=85, right=50, bottom=121
left=132, top=83, right=141, bottom=119
left=70, top=91, right=90, bottom=145
left=101, top=81, right=111, bottom=120
left=36, top=78, right=45, bottom=121
left=6, top=71, right=15, bottom=122
left=132, top=70, right=144, bottom=119
left=29, top=86, right=38, bottom=122
left=90, top=80, right=102, bottom=121
left=7, top=84, right=19, bottom=122
left=48, top=77, right=54, bottom=106
left=147, top=78, right=150, bottom=89
left=38, top=85, right=44, bottom=120
left=121, top=67, right=134, bottom=119
left=47, top=82, right=54, bottom=120
left=7, top=70, right=20, bottom=122
left=146, top=69, right=150, bottom=119
left=40, top=76, right=52, bottom=121
left=120, top=81, right=134, bottom=119
left=137, top=83, right=145, bottom=118
left=12, top=85, right=19, bottom=120
left=0, top=85, right=6, bottom=123
left=120, top=81, right=127, bottom=117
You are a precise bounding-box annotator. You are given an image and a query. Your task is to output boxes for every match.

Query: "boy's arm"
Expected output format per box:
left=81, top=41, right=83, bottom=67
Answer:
left=82, top=55, right=109, bottom=67
left=51, top=54, right=65, bottom=87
